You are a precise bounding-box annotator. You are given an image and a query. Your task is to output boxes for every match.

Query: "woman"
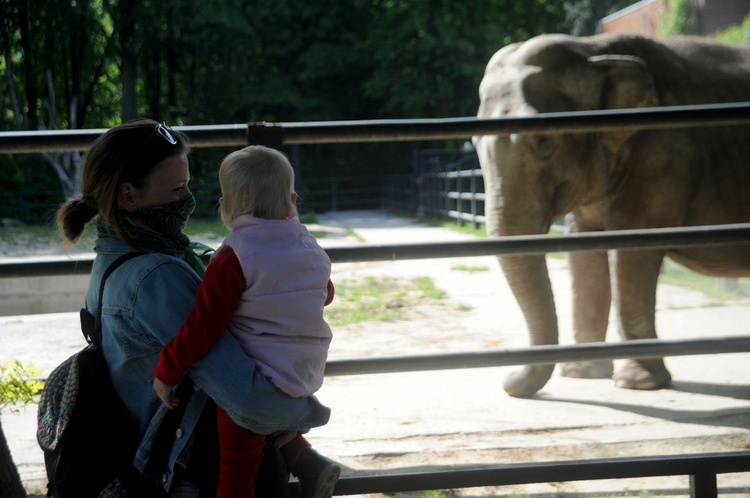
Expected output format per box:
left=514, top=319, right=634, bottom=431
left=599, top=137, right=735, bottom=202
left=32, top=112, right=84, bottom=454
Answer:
left=56, top=119, right=332, bottom=497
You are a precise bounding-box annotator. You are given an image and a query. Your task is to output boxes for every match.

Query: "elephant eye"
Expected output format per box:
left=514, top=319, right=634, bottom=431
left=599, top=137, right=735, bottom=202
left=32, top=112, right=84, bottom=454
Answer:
left=528, top=133, right=555, bottom=160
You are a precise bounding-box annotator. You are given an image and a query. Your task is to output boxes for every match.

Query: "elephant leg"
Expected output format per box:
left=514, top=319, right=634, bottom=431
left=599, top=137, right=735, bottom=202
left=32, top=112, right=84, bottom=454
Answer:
left=611, top=249, right=672, bottom=390
left=561, top=250, right=614, bottom=379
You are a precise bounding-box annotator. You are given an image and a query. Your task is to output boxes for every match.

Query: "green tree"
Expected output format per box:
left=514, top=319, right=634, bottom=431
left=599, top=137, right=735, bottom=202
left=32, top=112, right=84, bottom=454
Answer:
left=1, top=0, right=119, bottom=198
left=659, top=0, right=698, bottom=35
left=713, top=14, right=750, bottom=44
left=361, top=0, right=566, bottom=119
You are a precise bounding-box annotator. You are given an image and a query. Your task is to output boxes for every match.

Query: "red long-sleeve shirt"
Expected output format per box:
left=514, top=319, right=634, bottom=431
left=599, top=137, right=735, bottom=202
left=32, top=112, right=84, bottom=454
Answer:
left=155, top=246, right=334, bottom=387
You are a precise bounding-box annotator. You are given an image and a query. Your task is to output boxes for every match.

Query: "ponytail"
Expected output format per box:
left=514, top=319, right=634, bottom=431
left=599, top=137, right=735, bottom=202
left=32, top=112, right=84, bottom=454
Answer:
left=56, top=197, right=99, bottom=244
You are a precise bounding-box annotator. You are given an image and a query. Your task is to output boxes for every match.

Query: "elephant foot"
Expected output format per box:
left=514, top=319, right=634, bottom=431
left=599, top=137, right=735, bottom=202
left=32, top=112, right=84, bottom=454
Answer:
left=503, top=364, right=555, bottom=397
left=560, top=360, right=614, bottom=379
left=613, top=359, right=672, bottom=390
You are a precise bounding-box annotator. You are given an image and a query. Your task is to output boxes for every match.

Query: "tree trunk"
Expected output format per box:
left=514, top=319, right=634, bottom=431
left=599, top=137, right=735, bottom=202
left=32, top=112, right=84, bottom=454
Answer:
left=0, top=420, right=26, bottom=498
left=118, top=0, right=137, bottom=122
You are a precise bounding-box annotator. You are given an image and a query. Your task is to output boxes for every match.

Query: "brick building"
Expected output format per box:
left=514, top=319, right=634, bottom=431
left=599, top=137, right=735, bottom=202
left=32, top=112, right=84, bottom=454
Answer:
left=598, top=0, right=749, bottom=35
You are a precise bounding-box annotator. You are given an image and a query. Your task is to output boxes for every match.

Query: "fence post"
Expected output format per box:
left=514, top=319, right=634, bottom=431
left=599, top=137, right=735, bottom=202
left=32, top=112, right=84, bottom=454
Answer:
left=470, top=169, right=478, bottom=230
left=689, top=471, right=717, bottom=498
left=18, top=192, right=26, bottom=224
left=456, top=164, right=463, bottom=227
left=331, top=177, right=338, bottom=212
left=247, top=122, right=284, bottom=150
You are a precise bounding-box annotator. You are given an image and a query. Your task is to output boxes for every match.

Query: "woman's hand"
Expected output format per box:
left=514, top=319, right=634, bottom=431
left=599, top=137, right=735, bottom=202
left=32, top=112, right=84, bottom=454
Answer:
left=271, top=429, right=310, bottom=448
left=153, top=377, right=180, bottom=409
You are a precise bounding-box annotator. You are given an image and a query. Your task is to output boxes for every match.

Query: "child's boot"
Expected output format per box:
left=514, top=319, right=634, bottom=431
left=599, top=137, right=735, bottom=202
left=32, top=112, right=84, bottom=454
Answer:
left=290, top=448, right=341, bottom=498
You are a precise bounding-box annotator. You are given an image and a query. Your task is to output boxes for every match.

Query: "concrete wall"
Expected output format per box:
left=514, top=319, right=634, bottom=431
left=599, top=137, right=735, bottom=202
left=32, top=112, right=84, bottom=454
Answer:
left=0, top=273, right=89, bottom=315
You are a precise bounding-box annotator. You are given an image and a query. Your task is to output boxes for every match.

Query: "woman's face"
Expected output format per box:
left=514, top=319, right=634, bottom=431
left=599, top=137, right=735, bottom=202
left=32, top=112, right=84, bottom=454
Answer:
left=119, top=153, right=190, bottom=211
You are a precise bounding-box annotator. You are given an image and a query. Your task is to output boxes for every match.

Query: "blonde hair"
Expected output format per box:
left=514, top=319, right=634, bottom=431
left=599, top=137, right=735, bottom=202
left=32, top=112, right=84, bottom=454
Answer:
left=56, top=119, right=189, bottom=245
left=219, top=145, right=296, bottom=225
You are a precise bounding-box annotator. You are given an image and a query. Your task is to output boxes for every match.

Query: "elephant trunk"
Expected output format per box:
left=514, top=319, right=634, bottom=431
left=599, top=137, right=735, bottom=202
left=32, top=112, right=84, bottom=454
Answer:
left=477, top=134, right=559, bottom=396
left=499, top=252, right=558, bottom=396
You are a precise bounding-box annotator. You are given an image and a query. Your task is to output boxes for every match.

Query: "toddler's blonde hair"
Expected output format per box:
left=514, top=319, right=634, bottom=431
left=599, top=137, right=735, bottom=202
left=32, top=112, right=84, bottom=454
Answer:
left=219, top=145, right=296, bottom=225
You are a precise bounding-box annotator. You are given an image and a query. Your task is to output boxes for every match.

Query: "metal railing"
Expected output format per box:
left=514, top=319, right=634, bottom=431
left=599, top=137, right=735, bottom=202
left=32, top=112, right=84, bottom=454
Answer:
left=1, top=102, right=749, bottom=153
left=4, top=222, right=750, bottom=278
left=322, top=451, right=750, bottom=496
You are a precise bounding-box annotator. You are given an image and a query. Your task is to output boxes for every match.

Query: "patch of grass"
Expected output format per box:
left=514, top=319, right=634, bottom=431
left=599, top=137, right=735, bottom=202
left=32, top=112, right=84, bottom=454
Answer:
left=423, top=217, right=486, bottom=238
left=0, top=223, right=58, bottom=247
left=298, top=211, right=318, bottom=224
left=452, top=263, right=489, bottom=273
left=413, top=276, right=446, bottom=299
left=0, top=222, right=98, bottom=254
left=346, top=227, right=366, bottom=242
left=660, top=259, right=749, bottom=300
left=186, top=214, right=330, bottom=240
left=415, top=491, right=455, bottom=498
left=325, top=275, right=451, bottom=327
left=410, top=491, right=665, bottom=498
left=184, top=217, right=229, bottom=239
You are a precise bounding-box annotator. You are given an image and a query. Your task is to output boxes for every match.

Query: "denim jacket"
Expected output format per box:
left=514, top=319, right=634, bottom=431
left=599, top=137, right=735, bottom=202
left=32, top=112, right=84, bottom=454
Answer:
left=87, top=236, right=331, bottom=490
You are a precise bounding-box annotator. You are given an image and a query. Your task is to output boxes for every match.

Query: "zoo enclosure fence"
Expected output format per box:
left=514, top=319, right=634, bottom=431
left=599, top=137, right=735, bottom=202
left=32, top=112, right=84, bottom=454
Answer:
left=2, top=102, right=750, bottom=496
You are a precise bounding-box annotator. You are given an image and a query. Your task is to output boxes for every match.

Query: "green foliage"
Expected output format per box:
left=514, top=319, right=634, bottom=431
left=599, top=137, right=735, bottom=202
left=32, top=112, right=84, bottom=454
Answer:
left=1, top=0, right=119, bottom=130
left=713, top=14, right=750, bottom=44
left=361, top=0, right=566, bottom=118
left=659, top=0, right=697, bottom=36
left=0, top=360, right=42, bottom=410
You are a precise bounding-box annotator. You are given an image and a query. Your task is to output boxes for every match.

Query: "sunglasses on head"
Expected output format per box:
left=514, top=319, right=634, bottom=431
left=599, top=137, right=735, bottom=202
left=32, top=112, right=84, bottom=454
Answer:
left=143, top=122, right=178, bottom=147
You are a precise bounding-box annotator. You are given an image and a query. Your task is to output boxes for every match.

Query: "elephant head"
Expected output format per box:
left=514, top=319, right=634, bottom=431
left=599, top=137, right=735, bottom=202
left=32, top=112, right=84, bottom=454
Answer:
left=472, top=34, right=659, bottom=397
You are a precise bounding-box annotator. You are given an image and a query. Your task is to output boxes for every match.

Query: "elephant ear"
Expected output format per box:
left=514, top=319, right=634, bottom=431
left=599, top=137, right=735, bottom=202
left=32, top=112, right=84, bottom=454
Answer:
left=588, top=54, right=659, bottom=153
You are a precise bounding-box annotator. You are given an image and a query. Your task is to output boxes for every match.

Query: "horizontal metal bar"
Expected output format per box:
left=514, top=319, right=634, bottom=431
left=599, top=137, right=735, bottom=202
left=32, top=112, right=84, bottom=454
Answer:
left=323, top=336, right=750, bottom=376
left=277, top=102, right=750, bottom=144
left=0, top=254, right=95, bottom=278
left=328, top=451, right=750, bottom=495
left=1, top=102, right=748, bottom=153
left=447, top=211, right=487, bottom=223
left=326, top=222, right=750, bottom=262
left=446, top=192, right=486, bottom=200
left=3, top=223, right=750, bottom=278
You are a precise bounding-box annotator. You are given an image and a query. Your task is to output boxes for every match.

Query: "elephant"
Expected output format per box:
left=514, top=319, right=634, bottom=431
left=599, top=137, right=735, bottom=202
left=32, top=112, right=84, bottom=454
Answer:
left=472, top=33, right=750, bottom=397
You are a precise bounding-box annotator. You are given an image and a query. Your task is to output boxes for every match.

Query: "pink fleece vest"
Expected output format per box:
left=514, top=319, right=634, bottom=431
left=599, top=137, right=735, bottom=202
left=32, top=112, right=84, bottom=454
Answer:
left=218, top=214, right=332, bottom=397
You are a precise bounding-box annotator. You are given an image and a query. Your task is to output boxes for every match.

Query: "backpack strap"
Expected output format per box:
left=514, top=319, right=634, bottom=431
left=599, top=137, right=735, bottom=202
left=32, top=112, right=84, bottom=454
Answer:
left=83, top=252, right=198, bottom=488
left=82, top=252, right=146, bottom=346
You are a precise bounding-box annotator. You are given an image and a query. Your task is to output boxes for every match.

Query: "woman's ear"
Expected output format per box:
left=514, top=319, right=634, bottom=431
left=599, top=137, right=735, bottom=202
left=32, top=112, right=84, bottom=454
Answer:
left=117, top=183, right=139, bottom=212
left=291, top=192, right=298, bottom=204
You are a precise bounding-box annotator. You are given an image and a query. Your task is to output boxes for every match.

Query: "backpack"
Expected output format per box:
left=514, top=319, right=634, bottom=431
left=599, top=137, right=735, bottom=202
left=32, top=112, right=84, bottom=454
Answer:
left=36, top=252, right=194, bottom=498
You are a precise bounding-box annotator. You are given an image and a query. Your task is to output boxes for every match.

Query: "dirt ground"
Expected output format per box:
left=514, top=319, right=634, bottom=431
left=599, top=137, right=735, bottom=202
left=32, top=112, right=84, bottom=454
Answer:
left=2, top=210, right=749, bottom=497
